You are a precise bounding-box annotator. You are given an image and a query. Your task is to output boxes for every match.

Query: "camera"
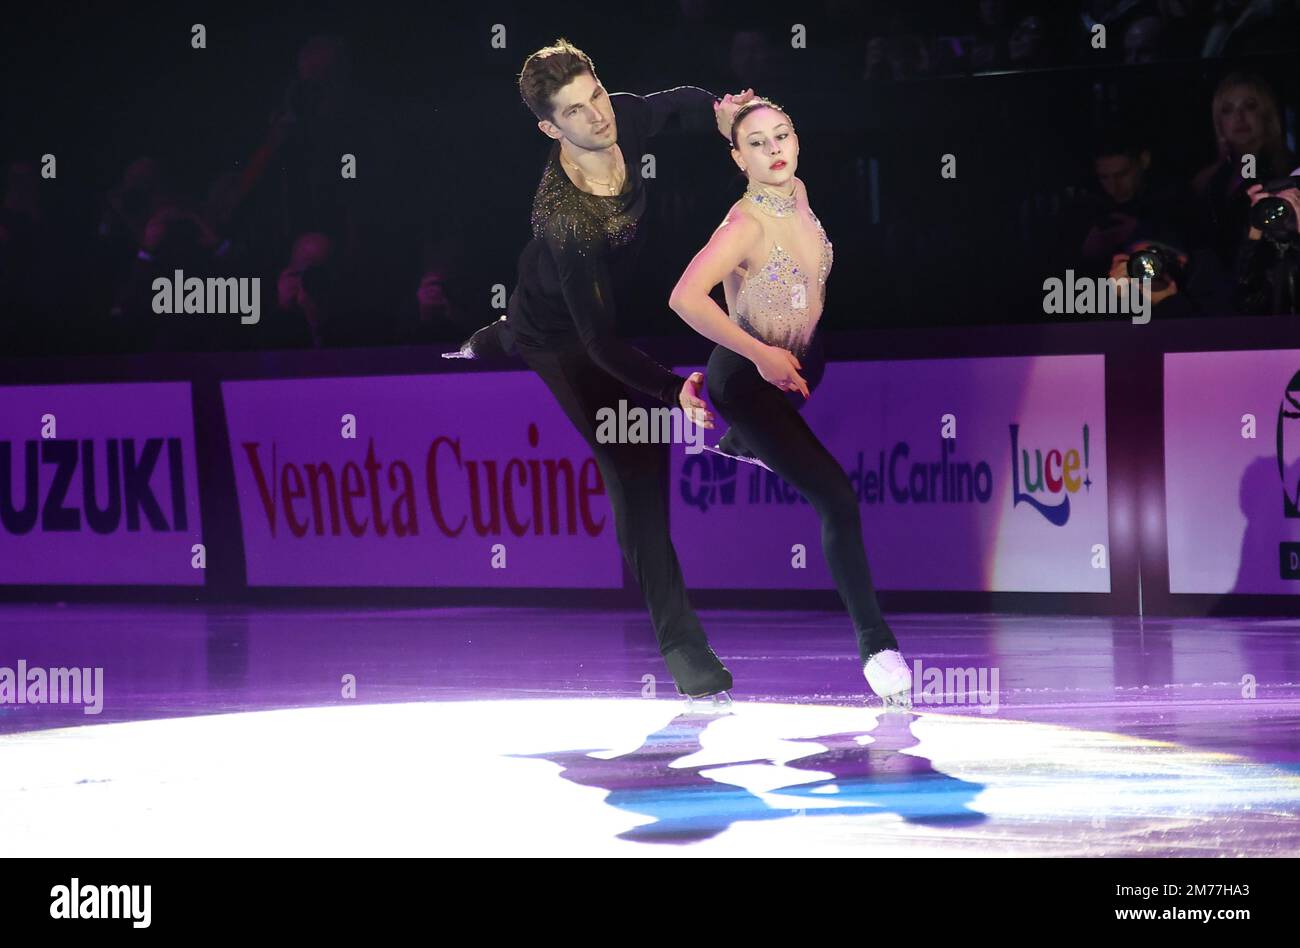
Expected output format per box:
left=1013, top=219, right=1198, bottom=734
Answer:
left=1125, top=242, right=1184, bottom=283
left=1249, top=175, right=1300, bottom=240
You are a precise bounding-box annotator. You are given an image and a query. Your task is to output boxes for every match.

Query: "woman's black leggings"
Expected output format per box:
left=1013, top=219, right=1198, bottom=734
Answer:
left=706, top=331, right=899, bottom=663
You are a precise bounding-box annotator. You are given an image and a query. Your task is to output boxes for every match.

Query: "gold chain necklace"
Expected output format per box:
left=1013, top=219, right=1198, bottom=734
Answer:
left=561, top=146, right=625, bottom=195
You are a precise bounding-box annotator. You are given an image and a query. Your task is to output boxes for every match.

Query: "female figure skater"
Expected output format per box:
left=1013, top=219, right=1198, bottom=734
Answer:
left=668, top=98, right=912, bottom=709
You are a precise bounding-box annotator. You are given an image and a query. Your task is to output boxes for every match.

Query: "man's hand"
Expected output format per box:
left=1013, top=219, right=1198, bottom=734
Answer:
left=1109, top=246, right=1179, bottom=305
left=714, top=89, right=756, bottom=142
left=678, top=371, right=716, bottom=428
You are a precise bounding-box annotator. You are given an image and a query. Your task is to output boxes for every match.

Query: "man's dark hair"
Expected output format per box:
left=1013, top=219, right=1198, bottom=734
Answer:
left=519, top=38, right=596, bottom=122
left=1092, top=132, right=1147, bottom=163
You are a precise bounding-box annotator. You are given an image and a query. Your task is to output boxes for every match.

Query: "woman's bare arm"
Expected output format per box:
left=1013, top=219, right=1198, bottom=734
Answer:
left=668, top=207, right=768, bottom=361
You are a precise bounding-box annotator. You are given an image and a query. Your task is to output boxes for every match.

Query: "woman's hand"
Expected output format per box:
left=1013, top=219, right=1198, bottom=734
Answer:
left=678, top=372, right=716, bottom=428
left=752, top=344, right=809, bottom=398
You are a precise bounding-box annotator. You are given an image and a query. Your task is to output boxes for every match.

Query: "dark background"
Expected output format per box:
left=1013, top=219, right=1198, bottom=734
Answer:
left=2, top=0, right=1298, bottom=356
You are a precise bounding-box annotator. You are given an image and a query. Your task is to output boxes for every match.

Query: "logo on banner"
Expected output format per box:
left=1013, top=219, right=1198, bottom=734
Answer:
left=678, top=452, right=741, bottom=512
left=0, top=437, right=189, bottom=534
left=238, top=423, right=608, bottom=539
left=1009, top=423, right=1092, bottom=526
left=1277, top=370, right=1300, bottom=517
left=1275, top=370, right=1300, bottom=579
left=679, top=439, right=994, bottom=512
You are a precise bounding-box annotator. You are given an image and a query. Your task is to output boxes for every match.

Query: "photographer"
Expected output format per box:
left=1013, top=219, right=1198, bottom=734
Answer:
left=1107, top=240, right=1191, bottom=318
left=1106, top=233, right=1236, bottom=320
left=1072, top=135, right=1194, bottom=278
left=107, top=202, right=232, bottom=352
left=1237, top=173, right=1300, bottom=315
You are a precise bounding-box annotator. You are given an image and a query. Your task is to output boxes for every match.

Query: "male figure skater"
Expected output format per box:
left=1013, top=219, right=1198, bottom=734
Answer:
left=448, top=39, right=753, bottom=701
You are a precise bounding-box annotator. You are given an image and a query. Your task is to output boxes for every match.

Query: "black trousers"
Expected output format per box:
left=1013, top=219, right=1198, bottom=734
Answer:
left=516, top=341, right=709, bottom=657
left=705, top=331, right=899, bottom=663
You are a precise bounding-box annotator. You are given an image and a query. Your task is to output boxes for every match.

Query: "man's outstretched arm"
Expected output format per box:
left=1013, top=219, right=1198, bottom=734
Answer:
left=546, top=216, right=686, bottom=406
left=616, top=87, right=756, bottom=141
left=642, top=86, right=717, bottom=137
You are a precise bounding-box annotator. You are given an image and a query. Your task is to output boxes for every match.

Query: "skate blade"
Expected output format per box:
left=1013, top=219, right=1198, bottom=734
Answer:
left=440, top=349, right=475, bottom=360
left=702, top=443, right=771, bottom=472
left=685, top=690, right=734, bottom=714
left=880, top=689, right=913, bottom=712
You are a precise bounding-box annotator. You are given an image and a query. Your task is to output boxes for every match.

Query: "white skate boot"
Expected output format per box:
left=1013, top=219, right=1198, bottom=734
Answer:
left=864, top=649, right=913, bottom=711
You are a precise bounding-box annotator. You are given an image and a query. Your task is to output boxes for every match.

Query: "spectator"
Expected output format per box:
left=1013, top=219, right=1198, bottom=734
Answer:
left=260, top=232, right=338, bottom=349
left=1237, top=173, right=1300, bottom=313
left=1124, top=15, right=1171, bottom=63
left=93, top=157, right=171, bottom=320
left=1008, top=13, right=1054, bottom=68
left=1203, top=0, right=1300, bottom=57
left=108, top=202, right=232, bottom=352
left=1072, top=134, right=1195, bottom=276
left=394, top=264, right=475, bottom=345
left=864, top=34, right=931, bottom=81
left=971, top=0, right=1013, bottom=69
left=1107, top=238, right=1234, bottom=317
left=1191, top=72, right=1295, bottom=269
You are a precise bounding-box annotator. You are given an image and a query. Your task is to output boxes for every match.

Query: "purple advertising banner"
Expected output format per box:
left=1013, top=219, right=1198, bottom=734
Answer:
left=222, top=372, right=622, bottom=587
left=0, top=382, right=203, bottom=585
left=1165, top=349, right=1300, bottom=594
left=670, top=355, right=1109, bottom=592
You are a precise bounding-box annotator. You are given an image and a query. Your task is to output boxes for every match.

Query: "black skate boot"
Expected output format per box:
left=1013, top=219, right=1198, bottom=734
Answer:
left=663, top=643, right=734, bottom=711
left=441, top=316, right=519, bottom=365
left=702, top=428, right=771, bottom=472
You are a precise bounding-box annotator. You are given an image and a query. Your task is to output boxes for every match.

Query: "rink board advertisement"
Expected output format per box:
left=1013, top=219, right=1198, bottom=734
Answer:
left=222, top=373, right=623, bottom=587
left=670, top=354, right=1109, bottom=592
left=0, top=382, right=203, bottom=585
left=1165, top=349, right=1300, bottom=594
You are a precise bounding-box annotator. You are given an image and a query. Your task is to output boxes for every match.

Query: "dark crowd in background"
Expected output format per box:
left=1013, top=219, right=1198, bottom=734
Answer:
left=2, top=0, right=1300, bottom=358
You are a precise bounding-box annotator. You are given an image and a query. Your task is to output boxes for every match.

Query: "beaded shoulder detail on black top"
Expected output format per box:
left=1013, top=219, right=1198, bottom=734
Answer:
left=529, top=98, right=647, bottom=253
